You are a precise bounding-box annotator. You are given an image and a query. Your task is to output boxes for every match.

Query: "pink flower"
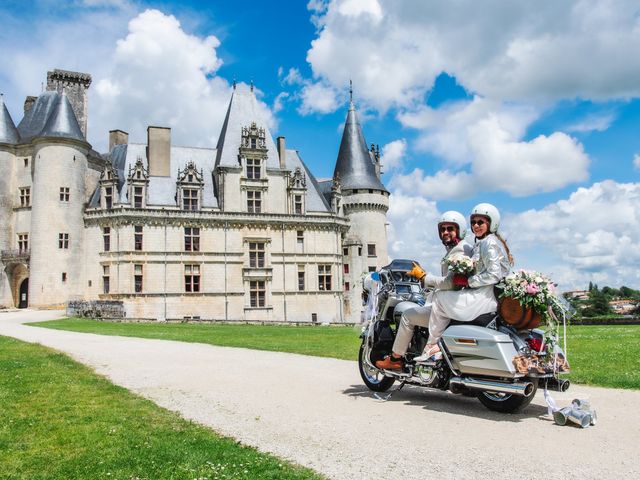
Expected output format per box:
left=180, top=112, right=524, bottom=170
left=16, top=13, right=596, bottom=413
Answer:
left=525, top=283, right=540, bottom=295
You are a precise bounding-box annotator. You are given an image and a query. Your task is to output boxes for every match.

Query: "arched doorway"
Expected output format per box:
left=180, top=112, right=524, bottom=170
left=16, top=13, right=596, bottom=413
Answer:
left=19, top=278, right=29, bottom=308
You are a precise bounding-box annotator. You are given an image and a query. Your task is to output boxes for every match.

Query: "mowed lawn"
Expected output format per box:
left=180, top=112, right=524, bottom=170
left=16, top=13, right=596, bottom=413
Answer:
left=29, top=318, right=640, bottom=390
left=0, top=336, right=323, bottom=480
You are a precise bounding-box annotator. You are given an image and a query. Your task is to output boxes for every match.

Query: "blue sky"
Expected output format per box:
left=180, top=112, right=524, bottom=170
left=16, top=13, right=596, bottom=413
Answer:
left=1, top=0, right=639, bottom=290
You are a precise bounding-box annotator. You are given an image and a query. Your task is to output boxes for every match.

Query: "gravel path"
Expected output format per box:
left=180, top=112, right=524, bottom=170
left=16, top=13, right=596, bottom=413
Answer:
left=1, top=309, right=638, bottom=479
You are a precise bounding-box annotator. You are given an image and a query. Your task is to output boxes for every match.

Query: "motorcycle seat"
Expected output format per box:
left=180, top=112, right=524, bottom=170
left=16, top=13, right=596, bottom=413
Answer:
left=448, top=312, right=497, bottom=328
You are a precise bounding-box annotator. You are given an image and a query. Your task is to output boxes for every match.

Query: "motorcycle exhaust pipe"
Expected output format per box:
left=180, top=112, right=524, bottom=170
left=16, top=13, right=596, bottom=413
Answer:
left=450, top=376, right=535, bottom=397
left=540, top=378, right=571, bottom=392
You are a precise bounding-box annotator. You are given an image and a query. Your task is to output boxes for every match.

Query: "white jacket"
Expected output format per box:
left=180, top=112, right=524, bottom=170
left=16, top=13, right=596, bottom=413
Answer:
left=424, top=241, right=473, bottom=290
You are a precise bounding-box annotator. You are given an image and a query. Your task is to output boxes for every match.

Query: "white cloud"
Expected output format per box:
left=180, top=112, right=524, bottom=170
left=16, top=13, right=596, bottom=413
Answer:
left=386, top=193, right=448, bottom=274
left=634, top=154, right=640, bottom=170
left=380, top=139, right=406, bottom=172
left=304, top=0, right=640, bottom=111
left=390, top=98, right=590, bottom=199
left=504, top=180, right=640, bottom=289
left=566, top=113, right=615, bottom=133
left=299, top=81, right=340, bottom=115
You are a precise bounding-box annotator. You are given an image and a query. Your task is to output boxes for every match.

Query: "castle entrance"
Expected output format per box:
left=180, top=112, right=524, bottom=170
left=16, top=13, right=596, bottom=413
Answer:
left=19, top=278, right=29, bottom=308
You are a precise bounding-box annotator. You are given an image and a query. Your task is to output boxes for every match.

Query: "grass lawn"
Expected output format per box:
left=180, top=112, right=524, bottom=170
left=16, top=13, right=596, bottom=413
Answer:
left=0, top=335, right=324, bottom=480
left=28, top=318, right=640, bottom=390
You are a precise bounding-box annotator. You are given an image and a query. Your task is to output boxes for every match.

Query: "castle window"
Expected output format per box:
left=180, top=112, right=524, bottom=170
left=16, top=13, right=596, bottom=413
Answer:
left=250, top=138, right=257, bottom=149
left=103, top=227, right=111, bottom=252
left=58, top=233, right=69, bottom=249
left=103, top=265, right=110, bottom=294
left=343, top=247, right=348, bottom=256
left=133, top=186, right=144, bottom=208
left=318, top=265, right=332, bottom=291
left=62, top=272, right=67, bottom=283
left=247, top=190, right=261, bottom=213
left=368, top=266, right=377, bottom=272
left=343, top=264, right=349, bottom=274
left=104, top=187, right=113, bottom=209
left=294, top=195, right=303, bottom=214
left=368, top=244, right=377, bottom=257
left=184, top=227, right=200, bottom=252
left=19, top=187, right=30, bottom=207
left=182, top=188, right=199, bottom=211
left=296, top=230, right=304, bottom=253
left=17, top=233, right=29, bottom=253
left=24, top=158, right=28, bottom=167
left=184, top=264, right=201, bottom=293
left=134, top=264, right=143, bottom=293
left=134, top=226, right=143, bottom=251
left=246, top=158, right=261, bottom=179
left=59, top=187, right=70, bottom=202
left=250, top=280, right=266, bottom=307
left=345, top=282, right=350, bottom=291
left=298, top=265, right=305, bottom=291
left=249, top=242, right=265, bottom=268
left=358, top=246, right=363, bottom=256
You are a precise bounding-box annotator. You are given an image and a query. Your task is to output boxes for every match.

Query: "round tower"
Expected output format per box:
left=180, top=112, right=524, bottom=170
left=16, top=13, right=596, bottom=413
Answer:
left=333, top=95, right=390, bottom=322
left=0, top=95, right=20, bottom=307
left=29, top=91, right=90, bottom=307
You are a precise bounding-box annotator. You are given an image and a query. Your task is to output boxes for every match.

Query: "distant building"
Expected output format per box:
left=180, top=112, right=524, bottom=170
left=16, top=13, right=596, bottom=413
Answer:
left=0, top=69, right=390, bottom=322
left=564, top=290, right=589, bottom=301
left=609, top=300, right=638, bottom=315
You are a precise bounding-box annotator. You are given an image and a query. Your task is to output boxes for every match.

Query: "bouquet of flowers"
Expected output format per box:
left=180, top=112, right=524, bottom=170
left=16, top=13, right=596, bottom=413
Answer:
left=444, top=253, right=475, bottom=275
left=500, top=270, right=557, bottom=316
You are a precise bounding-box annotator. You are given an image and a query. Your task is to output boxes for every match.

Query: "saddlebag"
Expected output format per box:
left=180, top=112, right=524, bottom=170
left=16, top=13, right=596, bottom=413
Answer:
left=369, top=321, right=395, bottom=363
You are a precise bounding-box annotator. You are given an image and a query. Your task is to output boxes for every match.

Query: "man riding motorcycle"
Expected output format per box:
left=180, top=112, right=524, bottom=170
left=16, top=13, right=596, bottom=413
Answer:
left=375, top=211, right=472, bottom=370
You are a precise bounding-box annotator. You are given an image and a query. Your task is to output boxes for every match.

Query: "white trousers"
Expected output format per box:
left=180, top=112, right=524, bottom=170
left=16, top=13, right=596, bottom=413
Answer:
left=429, top=285, right=497, bottom=344
left=392, top=304, right=431, bottom=356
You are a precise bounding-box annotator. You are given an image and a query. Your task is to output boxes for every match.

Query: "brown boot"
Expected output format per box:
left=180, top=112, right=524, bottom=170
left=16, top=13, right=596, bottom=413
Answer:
left=375, top=355, right=403, bottom=370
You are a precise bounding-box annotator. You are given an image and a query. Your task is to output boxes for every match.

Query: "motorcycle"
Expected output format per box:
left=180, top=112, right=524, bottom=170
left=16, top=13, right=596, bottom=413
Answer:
left=358, top=259, right=570, bottom=413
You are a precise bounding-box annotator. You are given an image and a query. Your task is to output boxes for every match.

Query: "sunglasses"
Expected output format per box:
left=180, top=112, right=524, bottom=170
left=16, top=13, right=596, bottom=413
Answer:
left=470, top=219, right=486, bottom=226
left=440, top=226, right=456, bottom=233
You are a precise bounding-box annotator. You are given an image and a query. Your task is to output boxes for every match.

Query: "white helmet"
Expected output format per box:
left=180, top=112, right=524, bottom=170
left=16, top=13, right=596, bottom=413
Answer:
left=438, top=210, right=467, bottom=240
left=471, top=203, right=500, bottom=233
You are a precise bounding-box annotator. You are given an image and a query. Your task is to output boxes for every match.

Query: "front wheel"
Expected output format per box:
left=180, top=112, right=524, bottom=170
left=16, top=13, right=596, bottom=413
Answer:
left=358, top=342, right=395, bottom=392
left=476, top=383, right=538, bottom=413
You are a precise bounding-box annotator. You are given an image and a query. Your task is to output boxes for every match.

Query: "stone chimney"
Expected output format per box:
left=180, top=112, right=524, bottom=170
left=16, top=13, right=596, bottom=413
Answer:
left=46, top=69, right=92, bottom=138
left=24, top=96, right=37, bottom=115
left=109, top=129, right=129, bottom=152
left=147, top=126, right=171, bottom=177
left=277, top=136, right=286, bottom=169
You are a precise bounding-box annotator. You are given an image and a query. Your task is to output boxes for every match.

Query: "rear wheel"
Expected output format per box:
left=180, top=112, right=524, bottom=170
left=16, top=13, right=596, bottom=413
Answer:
left=358, top=342, right=395, bottom=392
left=476, top=383, right=538, bottom=413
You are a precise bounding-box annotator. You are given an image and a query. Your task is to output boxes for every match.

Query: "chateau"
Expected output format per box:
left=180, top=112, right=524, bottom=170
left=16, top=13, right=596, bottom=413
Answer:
left=0, top=69, right=389, bottom=323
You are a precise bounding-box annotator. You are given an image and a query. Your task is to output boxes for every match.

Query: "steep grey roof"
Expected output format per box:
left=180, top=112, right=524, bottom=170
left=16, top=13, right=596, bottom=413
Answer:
left=41, top=91, right=84, bottom=140
left=333, top=102, right=387, bottom=192
left=285, top=150, right=331, bottom=212
left=215, top=83, right=281, bottom=169
left=0, top=95, right=20, bottom=144
left=116, top=143, right=219, bottom=208
left=16, top=90, right=84, bottom=142
left=316, top=179, right=334, bottom=207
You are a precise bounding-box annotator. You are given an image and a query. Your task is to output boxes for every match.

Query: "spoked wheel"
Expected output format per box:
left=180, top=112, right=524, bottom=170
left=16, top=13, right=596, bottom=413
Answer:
left=476, top=383, right=538, bottom=413
left=358, top=342, right=395, bottom=392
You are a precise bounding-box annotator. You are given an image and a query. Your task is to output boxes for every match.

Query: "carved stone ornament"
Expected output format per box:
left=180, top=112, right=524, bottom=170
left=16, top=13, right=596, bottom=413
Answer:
left=241, top=122, right=267, bottom=150
left=177, top=160, right=204, bottom=185
left=332, top=172, right=342, bottom=194
left=128, top=157, right=149, bottom=183
left=288, top=167, right=307, bottom=190
left=100, top=163, right=119, bottom=183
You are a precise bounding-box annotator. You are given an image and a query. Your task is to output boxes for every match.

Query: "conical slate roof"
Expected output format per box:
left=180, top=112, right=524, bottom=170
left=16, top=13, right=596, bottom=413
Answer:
left=333, top=101, right=386, bottom=192
left=41, top=90, right=84, bottom=141
left=0, top=95, right=20, bottom=144
left=214, top=83, right=281, bottom=169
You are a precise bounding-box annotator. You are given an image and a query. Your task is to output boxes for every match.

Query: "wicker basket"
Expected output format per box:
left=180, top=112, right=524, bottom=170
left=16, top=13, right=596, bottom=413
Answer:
left=499, top=296, right=541, bottom=329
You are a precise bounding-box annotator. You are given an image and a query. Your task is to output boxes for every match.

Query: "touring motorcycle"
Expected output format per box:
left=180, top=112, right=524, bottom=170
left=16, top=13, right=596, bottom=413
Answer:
left=358, top=259, right=570, bottom=413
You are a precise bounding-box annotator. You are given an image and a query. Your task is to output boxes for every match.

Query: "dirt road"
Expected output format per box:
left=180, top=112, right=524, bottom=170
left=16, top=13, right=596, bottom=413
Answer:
left=1, top=309, right=637, bottom=479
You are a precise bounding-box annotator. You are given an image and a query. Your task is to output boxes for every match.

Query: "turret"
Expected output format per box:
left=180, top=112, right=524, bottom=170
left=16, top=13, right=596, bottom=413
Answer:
left=333, top=87, right=390, bottom=322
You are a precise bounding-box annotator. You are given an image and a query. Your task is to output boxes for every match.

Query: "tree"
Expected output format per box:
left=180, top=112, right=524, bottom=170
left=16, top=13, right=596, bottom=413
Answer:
left=582, top=289, right=612, bottom=317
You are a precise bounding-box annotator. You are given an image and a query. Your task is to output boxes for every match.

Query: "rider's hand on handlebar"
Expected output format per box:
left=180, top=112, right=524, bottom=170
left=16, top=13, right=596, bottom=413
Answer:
left=408, top=262, right=426, bottom=280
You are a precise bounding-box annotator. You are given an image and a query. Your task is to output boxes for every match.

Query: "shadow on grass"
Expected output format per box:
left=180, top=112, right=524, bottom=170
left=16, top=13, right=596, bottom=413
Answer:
left=342, top=383, right=549, bottom=422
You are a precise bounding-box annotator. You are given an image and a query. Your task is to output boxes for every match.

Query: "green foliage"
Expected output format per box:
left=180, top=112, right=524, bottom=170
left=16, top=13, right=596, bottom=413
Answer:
left=582, top=288, right=612, bottom=317
left=0, top=336, right=324, bottom=480
left=32, top=318, right=640, bottom=390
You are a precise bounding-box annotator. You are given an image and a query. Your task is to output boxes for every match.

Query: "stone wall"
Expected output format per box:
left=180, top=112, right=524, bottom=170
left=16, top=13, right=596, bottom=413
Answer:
left=67, top=300, right=125, bottom=318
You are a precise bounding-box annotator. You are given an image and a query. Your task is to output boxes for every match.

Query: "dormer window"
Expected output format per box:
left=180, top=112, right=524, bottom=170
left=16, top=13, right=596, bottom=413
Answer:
left=288, top=167, right=307, bottom=215
left=246, top=158, right=262, bottom=179
left=177, top=161, right=204, bottom=211
left=99, top=164, right=119, bottom=210
left=127, top=157, right=149, bottom=209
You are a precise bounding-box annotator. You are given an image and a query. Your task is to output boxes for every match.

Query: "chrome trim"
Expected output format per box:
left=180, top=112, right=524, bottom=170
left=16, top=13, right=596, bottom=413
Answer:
left=450, top=376, right=535, bottom=397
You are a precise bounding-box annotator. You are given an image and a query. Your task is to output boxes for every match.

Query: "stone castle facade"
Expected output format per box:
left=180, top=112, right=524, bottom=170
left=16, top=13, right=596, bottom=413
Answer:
left=0, top=69, right=389, bottom=323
